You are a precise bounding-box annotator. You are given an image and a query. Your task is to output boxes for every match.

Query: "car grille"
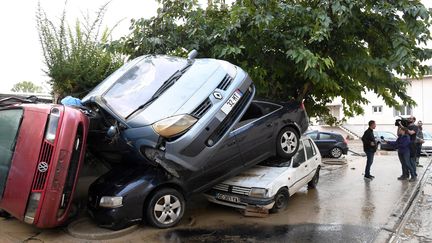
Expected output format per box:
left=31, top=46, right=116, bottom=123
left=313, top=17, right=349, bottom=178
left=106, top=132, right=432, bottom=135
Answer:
left=191, top=98, right=212, bottom=119
left=217, top=74, right=233, bottom=91
left=213, top=183, right=251, bottom=196
left=32, top=141, right=54, bottom=190
left=207, top=86, right=253, bottom=146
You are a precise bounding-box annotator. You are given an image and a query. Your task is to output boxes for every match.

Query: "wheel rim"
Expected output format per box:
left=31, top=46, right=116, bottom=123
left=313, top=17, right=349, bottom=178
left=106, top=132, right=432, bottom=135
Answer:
left=153, top=194, right=182, bottom=225
left=331, top=148, right=342, bottom=158
left=280, top=131, right=297, bottom=154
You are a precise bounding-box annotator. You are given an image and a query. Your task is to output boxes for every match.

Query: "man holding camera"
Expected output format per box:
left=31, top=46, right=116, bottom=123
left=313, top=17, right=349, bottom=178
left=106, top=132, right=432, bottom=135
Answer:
left=362, top=120, right=377, bottom=180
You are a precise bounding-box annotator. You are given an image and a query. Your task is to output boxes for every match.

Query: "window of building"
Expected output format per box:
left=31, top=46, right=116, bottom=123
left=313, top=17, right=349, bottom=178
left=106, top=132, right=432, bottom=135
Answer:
left=393, top=106, right=412, bottom=116
left=372, top=106, right=383, bottom=113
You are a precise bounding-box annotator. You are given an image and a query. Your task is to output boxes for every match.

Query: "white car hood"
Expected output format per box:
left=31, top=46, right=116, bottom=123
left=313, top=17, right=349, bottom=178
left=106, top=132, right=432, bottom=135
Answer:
left=220, top=165, right=288, bottom=189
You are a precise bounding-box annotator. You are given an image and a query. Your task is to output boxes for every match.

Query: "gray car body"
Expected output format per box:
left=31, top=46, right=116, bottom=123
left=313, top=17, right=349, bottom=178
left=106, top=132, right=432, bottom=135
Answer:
left=82, top=55, right=254, bottom=173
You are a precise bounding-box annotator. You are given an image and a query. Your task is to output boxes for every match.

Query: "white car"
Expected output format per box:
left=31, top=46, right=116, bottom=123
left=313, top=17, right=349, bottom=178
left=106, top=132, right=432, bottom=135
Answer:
left=421, top=131, right=432, bottom=154
left=204, top=136, right=321, bottom=213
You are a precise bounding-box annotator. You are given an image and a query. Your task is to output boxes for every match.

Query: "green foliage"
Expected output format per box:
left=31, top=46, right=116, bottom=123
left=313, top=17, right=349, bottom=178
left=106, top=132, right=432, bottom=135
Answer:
left=11, top=81, right=43, bottom=93
left=36, top=2, right=123, bottom=98
left=112, top=0, right=432, bottom=121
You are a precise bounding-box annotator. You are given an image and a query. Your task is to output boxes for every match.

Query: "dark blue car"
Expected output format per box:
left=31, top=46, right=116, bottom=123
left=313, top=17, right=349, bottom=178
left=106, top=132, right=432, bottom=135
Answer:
left=304, top=130, right=348, bottom=158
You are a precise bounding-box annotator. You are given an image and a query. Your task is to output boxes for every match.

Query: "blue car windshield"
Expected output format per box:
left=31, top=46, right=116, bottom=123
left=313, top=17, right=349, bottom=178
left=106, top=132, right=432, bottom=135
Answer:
left=102, top=56, right=188, bottom=119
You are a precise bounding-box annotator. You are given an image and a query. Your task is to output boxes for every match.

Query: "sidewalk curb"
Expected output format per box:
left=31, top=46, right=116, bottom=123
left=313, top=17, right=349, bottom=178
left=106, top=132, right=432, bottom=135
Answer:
left=375, top=157, right=432, bottom=242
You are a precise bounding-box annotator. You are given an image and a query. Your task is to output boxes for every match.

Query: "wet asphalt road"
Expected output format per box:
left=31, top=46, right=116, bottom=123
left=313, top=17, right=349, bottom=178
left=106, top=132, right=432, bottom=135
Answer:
left=0, top=147, right=429, bottom=242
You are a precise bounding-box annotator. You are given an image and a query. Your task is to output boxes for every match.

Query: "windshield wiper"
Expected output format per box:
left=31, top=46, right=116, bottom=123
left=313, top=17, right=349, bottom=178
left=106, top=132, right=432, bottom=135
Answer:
left=125, top=70, right=183, bottom=119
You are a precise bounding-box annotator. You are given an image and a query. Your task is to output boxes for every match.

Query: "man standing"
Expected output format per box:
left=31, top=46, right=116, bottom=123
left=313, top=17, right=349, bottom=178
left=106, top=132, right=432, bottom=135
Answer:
left=407, top=116, right=418, bottom=181
left=416, top=120, right=424, bottom=167
left=362, top=120, right=377, bottom=180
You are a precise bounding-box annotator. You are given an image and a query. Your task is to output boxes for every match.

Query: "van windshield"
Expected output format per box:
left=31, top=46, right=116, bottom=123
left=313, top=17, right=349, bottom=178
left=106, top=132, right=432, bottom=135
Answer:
left=0, top=109, right=23, bottom=198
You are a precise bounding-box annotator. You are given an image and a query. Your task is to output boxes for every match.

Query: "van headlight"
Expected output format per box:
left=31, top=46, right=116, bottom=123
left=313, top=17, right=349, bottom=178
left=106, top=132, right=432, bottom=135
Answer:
left=99, top=196, right=123, bottom=208
left=45, top=108, right=61, bottom=143
left=24, top=192, right=42, bottom=224
left=249, top=188, right=268, bottom=198
left=152, top=114, right=197, bottom=138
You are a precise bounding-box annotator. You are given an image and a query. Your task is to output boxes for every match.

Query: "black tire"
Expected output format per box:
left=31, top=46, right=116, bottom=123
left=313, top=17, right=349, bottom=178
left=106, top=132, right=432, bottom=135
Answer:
left=145, top=188, right=185, bottom=228
left=276, top=127, right=300, bottom=159
left=330, top=147, right=343, bottom=158
left=0, top=209, right=10, bottom=218
left=270, top=188, right=289, bottom=213
left=308, top=167, right=320, bottom=189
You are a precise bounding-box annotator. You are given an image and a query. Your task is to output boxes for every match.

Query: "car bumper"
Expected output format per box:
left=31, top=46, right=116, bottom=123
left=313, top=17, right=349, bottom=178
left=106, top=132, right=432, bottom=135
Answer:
left=87, top=204, right=141, bottom=230
left=204, top=189, right=275, bottom=210
left=342, top=147, right=349, bottom=154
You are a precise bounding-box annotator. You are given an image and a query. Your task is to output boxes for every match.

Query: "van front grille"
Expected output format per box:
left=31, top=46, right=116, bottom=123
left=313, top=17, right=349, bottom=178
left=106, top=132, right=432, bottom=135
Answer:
left=32, top=141, right=54, bottom=190
left=191, top=98, right=212, bottom=119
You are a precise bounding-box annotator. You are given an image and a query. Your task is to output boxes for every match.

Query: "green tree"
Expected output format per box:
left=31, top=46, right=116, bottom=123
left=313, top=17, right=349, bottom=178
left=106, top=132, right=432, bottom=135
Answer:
left=113, top=0, right=432, bottom=121
left=37, top=2, right=124, bottom=98
left=11, top=81, right=43, bottom=93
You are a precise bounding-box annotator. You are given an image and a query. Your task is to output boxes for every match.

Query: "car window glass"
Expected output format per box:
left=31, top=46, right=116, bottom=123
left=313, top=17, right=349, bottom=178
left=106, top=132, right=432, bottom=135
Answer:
left=304, top=139, right=316, bottom=159
left=319, top=133, right=332, bottom=140
left=382, top=132, right=396, bottom=139
left=103, top=57, right=188, bottom=118
left=292, top=142, right=306, bottom=166
left=306, top=132, right=318, bottom=140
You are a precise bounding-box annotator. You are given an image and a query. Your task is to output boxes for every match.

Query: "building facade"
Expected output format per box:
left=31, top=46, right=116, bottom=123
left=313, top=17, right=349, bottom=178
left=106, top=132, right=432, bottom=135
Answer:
left=327, top=75, right=432, bottom=137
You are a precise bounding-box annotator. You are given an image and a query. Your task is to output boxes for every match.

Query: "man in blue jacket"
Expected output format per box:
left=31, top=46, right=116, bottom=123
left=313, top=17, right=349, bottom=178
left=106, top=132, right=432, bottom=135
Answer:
left=362, top=120, right=377, bottom=180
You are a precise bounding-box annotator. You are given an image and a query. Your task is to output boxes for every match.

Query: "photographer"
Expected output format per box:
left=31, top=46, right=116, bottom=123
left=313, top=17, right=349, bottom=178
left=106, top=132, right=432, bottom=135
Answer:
left=395, top=116, right=418, bottom=181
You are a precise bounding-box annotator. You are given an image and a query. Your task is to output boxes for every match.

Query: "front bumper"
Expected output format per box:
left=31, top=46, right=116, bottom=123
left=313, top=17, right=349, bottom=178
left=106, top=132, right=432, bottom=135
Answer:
left=204, top=189, right=275, bottom=210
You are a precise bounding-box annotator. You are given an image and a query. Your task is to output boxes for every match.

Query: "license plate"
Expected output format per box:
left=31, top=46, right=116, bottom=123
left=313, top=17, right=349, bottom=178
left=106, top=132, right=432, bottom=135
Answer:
left=216, top=193, right=240, bottom=203
left=221, top=90, right=243, bottom=115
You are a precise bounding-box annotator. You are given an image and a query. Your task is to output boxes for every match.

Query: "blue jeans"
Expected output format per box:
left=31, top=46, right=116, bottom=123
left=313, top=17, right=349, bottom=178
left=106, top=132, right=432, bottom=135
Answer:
left=365, top=151, right=375, bottom=177
left=399, top=152, right=416, bottom=178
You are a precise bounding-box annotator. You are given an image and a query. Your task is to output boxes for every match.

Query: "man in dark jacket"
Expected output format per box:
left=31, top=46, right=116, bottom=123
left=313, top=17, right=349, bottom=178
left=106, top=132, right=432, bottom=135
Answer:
left=362, top=120, right=377, bottom=180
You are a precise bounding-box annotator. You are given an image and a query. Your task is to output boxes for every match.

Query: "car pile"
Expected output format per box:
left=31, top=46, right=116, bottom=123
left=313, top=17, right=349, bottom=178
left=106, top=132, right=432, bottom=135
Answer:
left=0, top=51, right=310, bottom=230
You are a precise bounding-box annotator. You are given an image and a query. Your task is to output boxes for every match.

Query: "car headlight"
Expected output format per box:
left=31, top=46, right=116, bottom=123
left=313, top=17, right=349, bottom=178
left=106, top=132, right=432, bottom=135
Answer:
left=152, top=114, right=197, bottom=138
left=24, top=192, right=42, bottom=224
left=45, top=108, right=61, bottom=143
left=99, top=196, right=123, bottom=208
left=249, top=187, right=268, bottom=198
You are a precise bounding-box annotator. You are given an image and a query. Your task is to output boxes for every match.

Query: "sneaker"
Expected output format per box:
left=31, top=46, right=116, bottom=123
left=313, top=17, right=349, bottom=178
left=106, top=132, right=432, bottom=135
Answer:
left=416, top=164, right=423, bottom=167
left=409, top=177, right=417, bottom=182
left=369, top=175, right=375, bottom=179
left=364, top=175, right=374, bottom=180
left=397, top=176, right=409, bottom=180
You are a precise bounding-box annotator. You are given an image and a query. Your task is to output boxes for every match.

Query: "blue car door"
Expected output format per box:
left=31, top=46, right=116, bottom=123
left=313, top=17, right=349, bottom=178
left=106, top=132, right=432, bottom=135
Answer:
left=234, top=116, right=275, bottom=167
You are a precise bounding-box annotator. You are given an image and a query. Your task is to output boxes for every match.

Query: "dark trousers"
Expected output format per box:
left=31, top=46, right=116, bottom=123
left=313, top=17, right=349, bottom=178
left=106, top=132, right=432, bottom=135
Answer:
left=416, top=143, right=422, bottom=158
left=399, top=151, right=416, bottom=178
left=409, top=143, right=417, bottom=176
left=365, top=151, right=375, bottom=177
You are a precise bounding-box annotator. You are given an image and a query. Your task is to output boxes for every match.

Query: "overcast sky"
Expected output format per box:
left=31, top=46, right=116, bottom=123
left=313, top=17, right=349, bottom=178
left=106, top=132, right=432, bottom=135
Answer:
left=0, top=0, right=431, bottom=93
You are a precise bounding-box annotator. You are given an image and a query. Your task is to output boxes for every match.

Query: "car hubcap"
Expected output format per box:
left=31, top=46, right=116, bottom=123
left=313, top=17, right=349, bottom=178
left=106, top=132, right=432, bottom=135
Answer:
left=153, top=195, right=181, bottom=225
left=331, top=148, right=341, bottom=158
left=281, top=131, right=297, bottom=154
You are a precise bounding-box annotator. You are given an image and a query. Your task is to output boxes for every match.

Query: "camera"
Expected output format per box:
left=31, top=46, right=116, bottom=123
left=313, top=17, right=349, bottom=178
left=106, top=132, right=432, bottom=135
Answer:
left=395, top=118, right=409, bottom=127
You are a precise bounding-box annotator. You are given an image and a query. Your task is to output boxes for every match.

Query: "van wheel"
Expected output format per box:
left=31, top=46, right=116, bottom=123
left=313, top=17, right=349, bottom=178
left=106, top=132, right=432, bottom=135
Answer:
left=270, top=188, right=289, bottom=213
left=145, top=188, right=185, bottom=228
left=276, top=127, right=299, bottom=159
left=308, top=167, right=320, bottom=189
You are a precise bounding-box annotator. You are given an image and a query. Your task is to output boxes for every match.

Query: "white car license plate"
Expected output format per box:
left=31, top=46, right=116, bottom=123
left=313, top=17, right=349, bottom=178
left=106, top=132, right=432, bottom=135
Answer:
left=216, top=193, right=240, bottom=203
left=221, top=90, right=243, bottom=115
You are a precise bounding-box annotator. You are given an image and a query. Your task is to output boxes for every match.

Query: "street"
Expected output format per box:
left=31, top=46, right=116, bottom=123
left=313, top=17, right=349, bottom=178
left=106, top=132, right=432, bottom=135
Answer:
left=0, top=142, right=430, bottom=242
